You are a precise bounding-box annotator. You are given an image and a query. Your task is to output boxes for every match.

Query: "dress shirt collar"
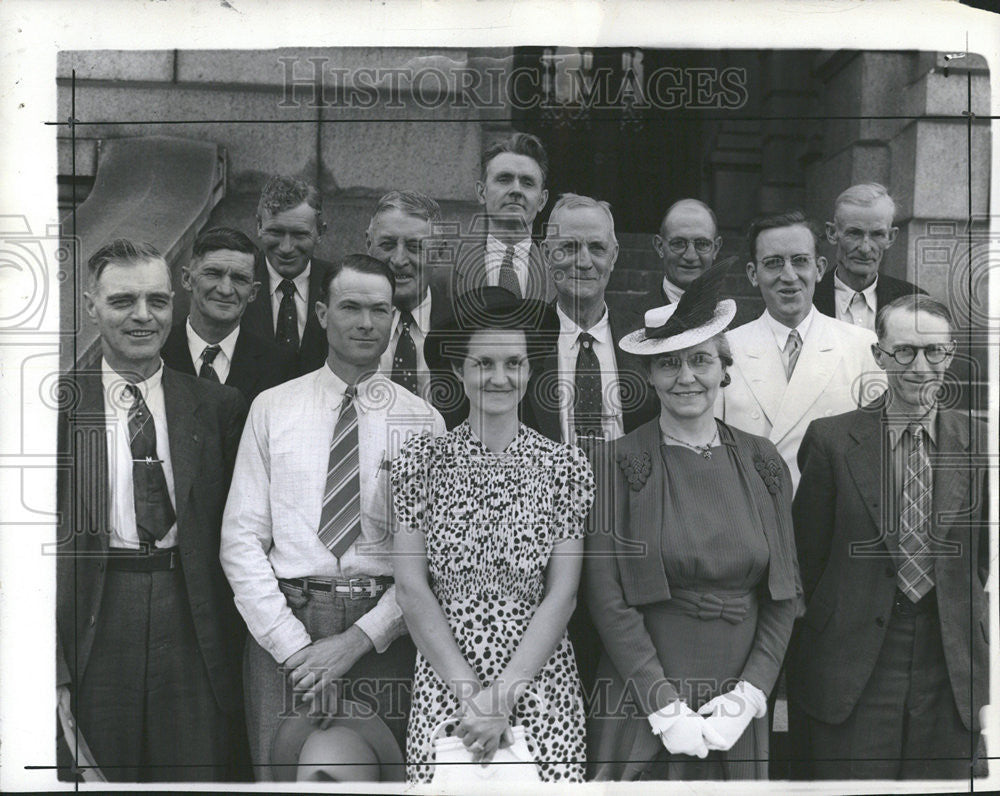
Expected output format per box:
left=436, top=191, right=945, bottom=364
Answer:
left=486, top=234, right=531, bottom=260
left=101, top=357, right=164, bottom=405
left=265, top=258, right=311, bottom=298
left=394, top=287, right=432, bottom=335
left=185, top=317, right=240, bottom=363
left=555, top=301, right=611, bottom=347
left=763, top=305, right=816, bottom=351
left=317, top=363, right=390, bottom=415
left=833, top=268, right=878, bottom=316
left=885, top=395, right=938, bottom=449
left=661, top=276, right=685, bottom=305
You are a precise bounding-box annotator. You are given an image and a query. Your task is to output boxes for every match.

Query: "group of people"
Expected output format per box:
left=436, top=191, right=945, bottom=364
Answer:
left=56, top=131, right=988, bottom=784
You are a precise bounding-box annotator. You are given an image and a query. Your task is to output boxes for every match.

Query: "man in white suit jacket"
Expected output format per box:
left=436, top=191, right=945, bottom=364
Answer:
left=720, top=211, right=885, bottom=492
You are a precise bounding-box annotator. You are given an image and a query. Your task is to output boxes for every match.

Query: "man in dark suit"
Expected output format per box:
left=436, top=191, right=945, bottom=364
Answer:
left=161, top=226, right=296, bottom=403
left=56, top=239, right=249, bottom=782
left=650, top=198, right=723, bottom=305
left=814, top=183, right=925, bottom=331
left=527, top=193, right=657, bottom=697
left=365, top=189, right=461, bottom=424
left=452, top=132, right=554, bottom=302
left=241, top=175, right=330, bottom=375
left=788, top=293, right=987, bottom=779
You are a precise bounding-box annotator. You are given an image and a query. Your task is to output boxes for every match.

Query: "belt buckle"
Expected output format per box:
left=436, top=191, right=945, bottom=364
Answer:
left=348, top=578, right=376, bottom=599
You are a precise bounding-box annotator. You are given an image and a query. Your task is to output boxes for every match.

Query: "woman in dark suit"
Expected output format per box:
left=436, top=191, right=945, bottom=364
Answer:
left=585, top=269, right=800, bottom=780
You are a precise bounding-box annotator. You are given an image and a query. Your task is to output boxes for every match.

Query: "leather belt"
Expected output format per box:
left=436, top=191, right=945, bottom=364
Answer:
left=280, top=576, right=393, bottom=600
left=668, top=588, right=753, bottom=624
left=892, top=587, right=936, bottom=616
left=107, top=547, right=180, bottom=571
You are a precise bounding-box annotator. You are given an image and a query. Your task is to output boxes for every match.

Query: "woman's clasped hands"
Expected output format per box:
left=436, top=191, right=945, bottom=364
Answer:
left=648, top=681, right=767, bottom=758
left=453, top=685, right=516, bottom=765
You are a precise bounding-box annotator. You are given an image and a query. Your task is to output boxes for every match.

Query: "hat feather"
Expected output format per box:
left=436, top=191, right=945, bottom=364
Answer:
left=645, top=256, right=737, bottom=339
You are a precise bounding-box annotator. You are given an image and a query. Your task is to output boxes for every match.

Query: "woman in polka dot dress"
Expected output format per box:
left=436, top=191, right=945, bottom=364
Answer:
left=391, top=289, right=594, bottom=783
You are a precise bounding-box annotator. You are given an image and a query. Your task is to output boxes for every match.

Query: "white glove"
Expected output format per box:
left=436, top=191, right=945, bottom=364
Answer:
left=696, top=681, right=768, bottom=751
left=647, top=700, right=725, bottom=759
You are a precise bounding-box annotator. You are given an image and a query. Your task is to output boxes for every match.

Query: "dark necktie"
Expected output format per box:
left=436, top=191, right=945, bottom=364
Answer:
left=497, top=245, right=522, bottom=298
left=125, top=385, right=175, bottom=543
left=391, top=310, right=418, bottom=395
left=199, top=344, right=221, bottom=382
left=574, top=332, right=604, bottom=442
left=275, top=278, right=300, bottom=350
left=897, top=424, right=935, bottom=602
left=317, top=386, right=362, bottom=558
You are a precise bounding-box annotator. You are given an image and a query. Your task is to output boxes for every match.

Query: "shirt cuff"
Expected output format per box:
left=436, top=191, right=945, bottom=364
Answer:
left=352, top=586, right=407, bottom=653
left=267, top=623, right=314, bottom=666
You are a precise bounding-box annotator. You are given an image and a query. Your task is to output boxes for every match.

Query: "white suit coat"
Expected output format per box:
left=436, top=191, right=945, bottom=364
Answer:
left=719, top=310, right=886, bottom=492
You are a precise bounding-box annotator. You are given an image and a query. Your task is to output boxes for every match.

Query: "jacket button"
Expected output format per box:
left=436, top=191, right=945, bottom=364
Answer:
left=752, top=411, right=760, bottom=419
left=98, top=562, right=105, bottom=572
left=875, top=617, right=885, bottom=627
left=88, top=615, right=96, bottom=627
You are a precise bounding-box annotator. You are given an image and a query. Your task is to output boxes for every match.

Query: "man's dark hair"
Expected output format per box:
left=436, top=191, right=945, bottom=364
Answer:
left=87, top=239, right=165, bottom=286
left=256, top=174, right=324, bottom=225
left=319, top=253, right=396, bottom=303
left=875, top=293, right=953, bottom=341
left=480, top=132, right=549, bottom=184
left=192, top=226, right=257, bottom=261
left=745, top=210, right=823, bottom=263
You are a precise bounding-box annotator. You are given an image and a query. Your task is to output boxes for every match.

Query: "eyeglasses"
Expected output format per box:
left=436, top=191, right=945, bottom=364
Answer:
left=667, top=237, right=715, bottom=255
left=758, top=254, right=815, bottom=272
left=874, top=342, right=956, bottom=365
left=654, top=352, right=719, bottom=376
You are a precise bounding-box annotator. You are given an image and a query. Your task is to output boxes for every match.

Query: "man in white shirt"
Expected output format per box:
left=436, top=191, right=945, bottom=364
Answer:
left=221, top=254, right=446, bottom=779
left=242, top=175, right=331, bottom=375
left=814, top=183, right=925, bottom=331
left=651, top=198, right=723, bottom=305
left=721, top=211, right=885, bottom=491
left=365, top=189, right=460, bottom=424
left=57, top=239, right=249, bottom=781
left=453, top=132, right=555, bottom=302
left=529, top=193, right=656, bottom=445
left=162, top=226, right=295, bottom=402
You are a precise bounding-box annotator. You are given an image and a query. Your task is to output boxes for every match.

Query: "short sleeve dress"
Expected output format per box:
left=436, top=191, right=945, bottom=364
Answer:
left=391, top=421, right=595, bottom=784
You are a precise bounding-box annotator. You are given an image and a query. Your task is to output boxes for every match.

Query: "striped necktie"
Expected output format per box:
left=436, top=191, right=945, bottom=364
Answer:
left=317, top=385, right=362, bottom=558
left=199, top=344, right=221, bottom=382
left=896, top=424, right=935, bottom=602
left=784, top=329, right=802, bottom=380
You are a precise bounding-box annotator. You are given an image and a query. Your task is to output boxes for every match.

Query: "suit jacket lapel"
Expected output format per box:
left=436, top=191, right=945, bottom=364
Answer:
left=932, top=409, right=972, bottom=541
left=813, top=275, right=836, bottom=317
left=162, top=325, right=197, bottom=376
left=73, top=371, right=112, bottom=547
left=844, top=404, right=884, bottom=532
left=226, top=327, right=256, bottom=394
left=735, top=316, right=786, bottom=427
left=771, top=314, right=841, bottom=444
left=162, top=368, right=202, bottom=535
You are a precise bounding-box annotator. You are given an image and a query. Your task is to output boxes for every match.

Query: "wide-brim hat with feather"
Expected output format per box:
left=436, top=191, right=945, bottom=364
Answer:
left=619, top=258, right=738, bottom=356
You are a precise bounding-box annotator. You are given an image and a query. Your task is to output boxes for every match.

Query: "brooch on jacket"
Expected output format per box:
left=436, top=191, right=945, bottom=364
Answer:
left=753, top=454, right=783, bottom=495
left=616, top=451, right=651, bottom=491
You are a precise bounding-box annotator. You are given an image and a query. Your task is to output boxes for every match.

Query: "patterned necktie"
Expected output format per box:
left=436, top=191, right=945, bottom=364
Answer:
left=275, top=278, right=300, bottom=350
left=497, top=245, right=522, bottom=298
left=391, top=310, right=418, bottom=395
left=574, top=332, right=604, bottom=442
left=784, top=329, right=802, bottom=380
left=125, top=385, right=175, bottom=542
left=897, top=424, right=935, bottom=602
left=317, top=386, right=362, bottom=558
left=199, top=344, right=221, bottom=382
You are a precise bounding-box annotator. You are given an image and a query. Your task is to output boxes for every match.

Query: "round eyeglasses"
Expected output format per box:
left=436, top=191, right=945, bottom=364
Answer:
left=667, top=237, right=715, bottom=255
left=874, top=342, right=956, bottom=365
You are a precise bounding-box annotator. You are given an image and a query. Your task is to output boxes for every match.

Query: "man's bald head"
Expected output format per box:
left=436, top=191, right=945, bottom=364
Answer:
left=652, top=198, right=722, bottom=290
